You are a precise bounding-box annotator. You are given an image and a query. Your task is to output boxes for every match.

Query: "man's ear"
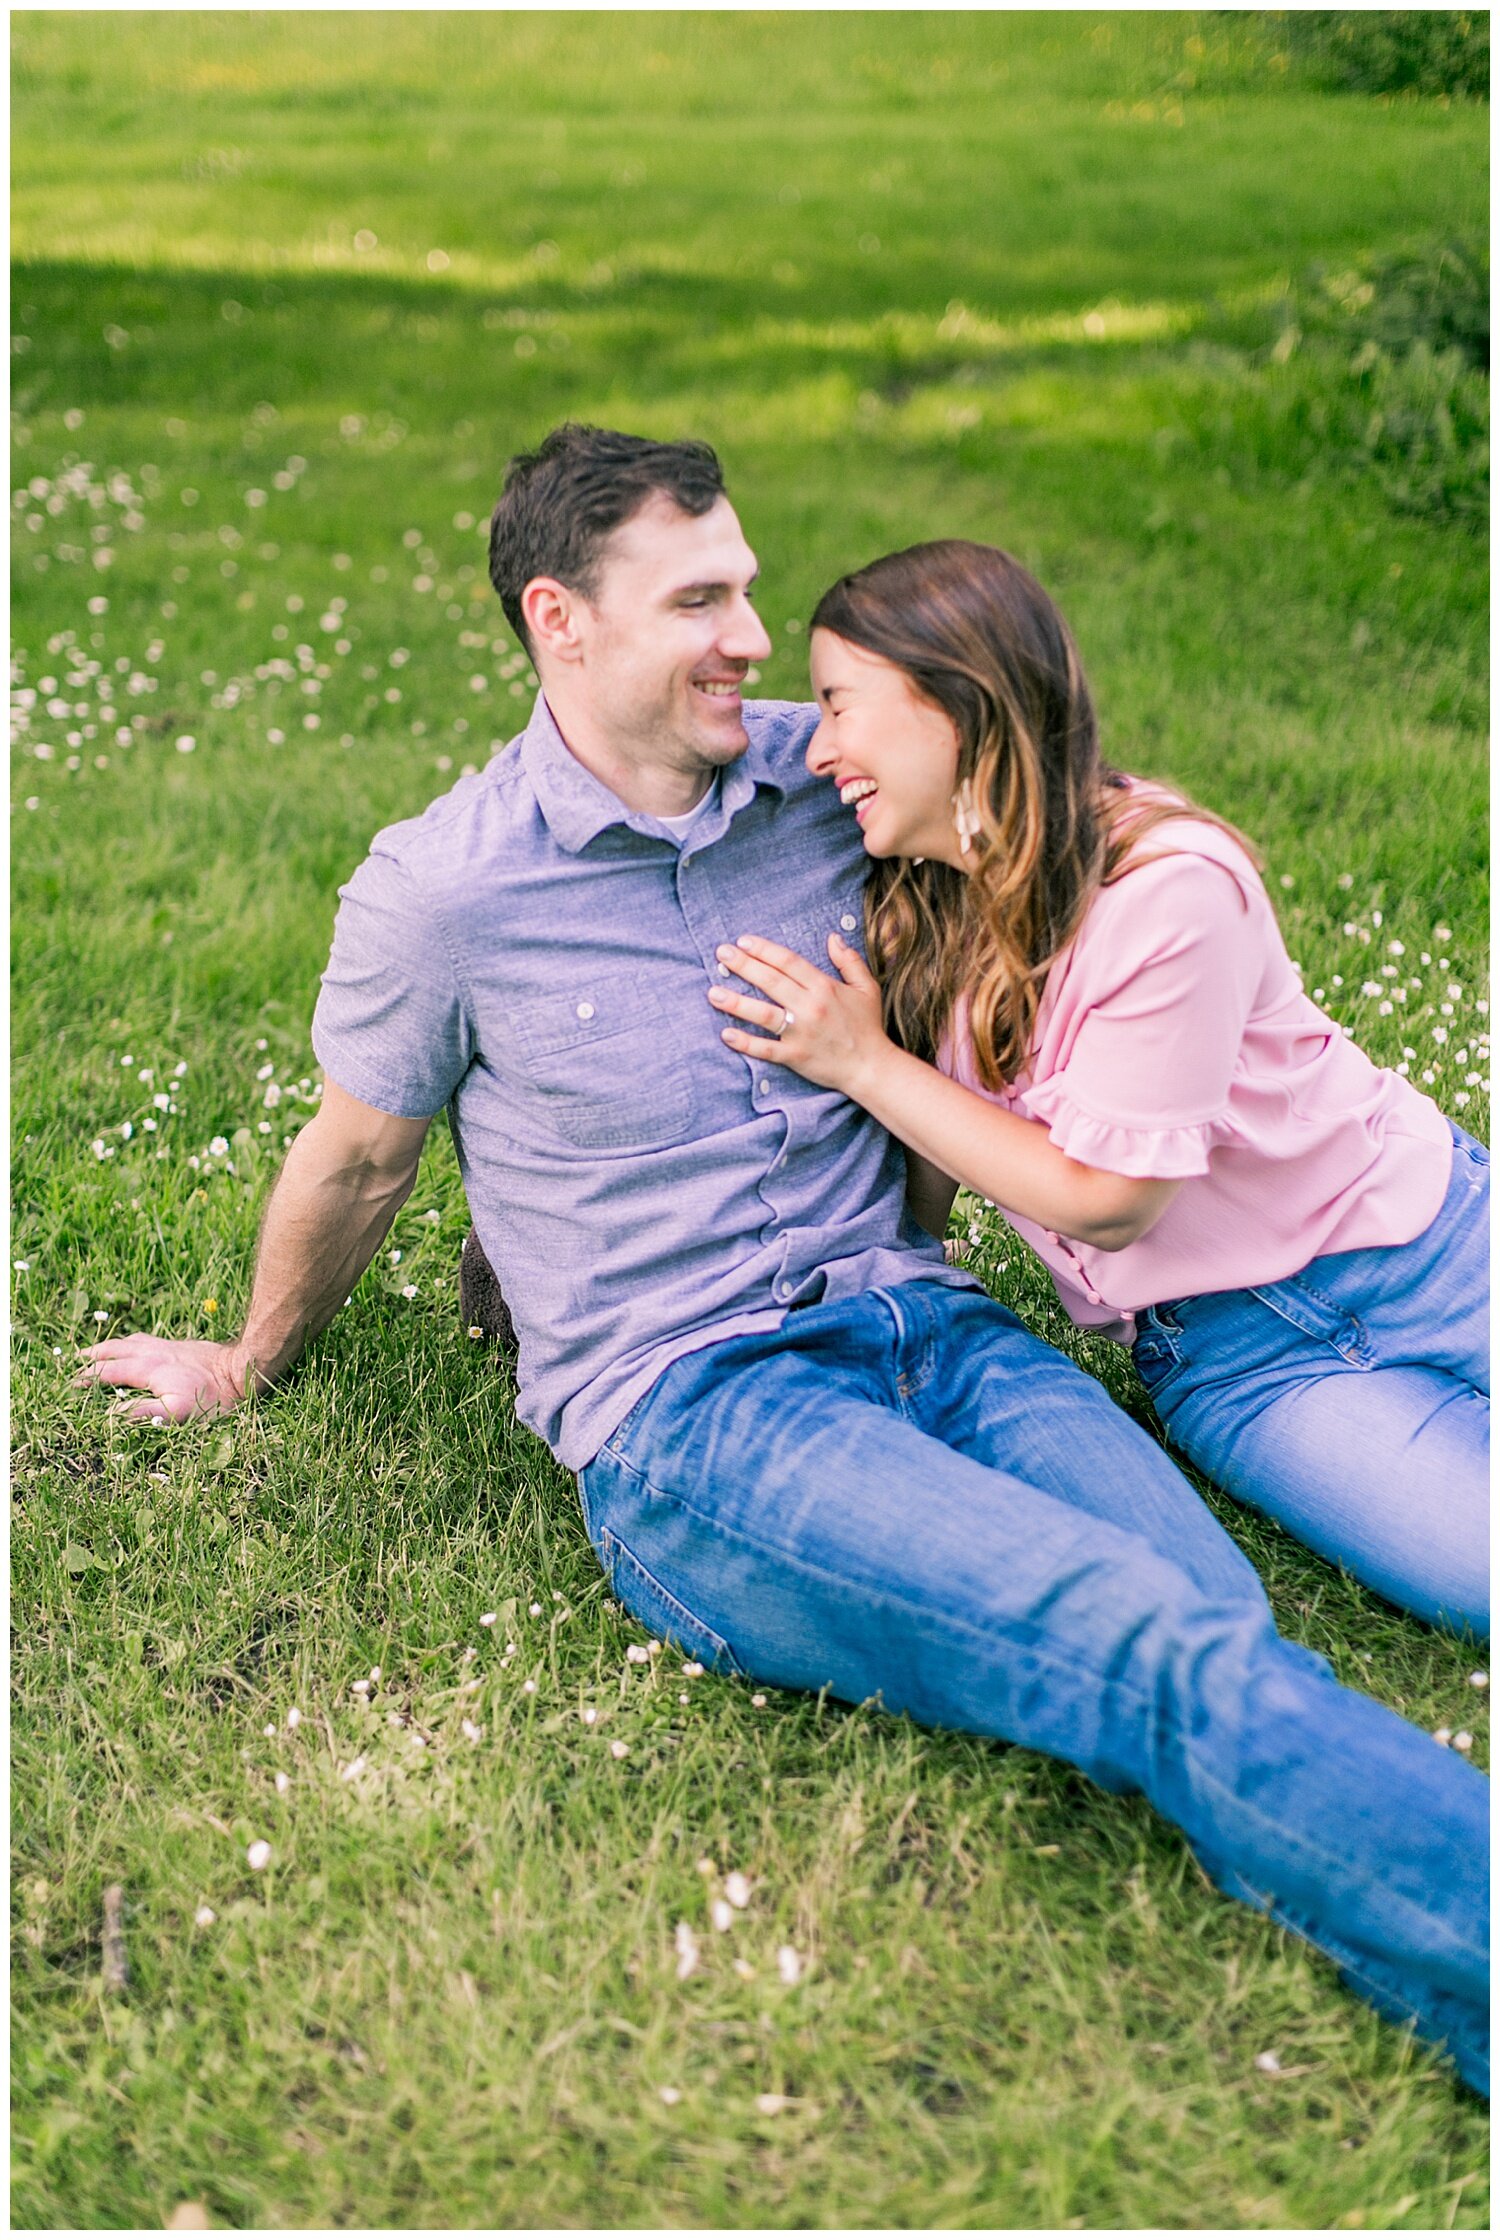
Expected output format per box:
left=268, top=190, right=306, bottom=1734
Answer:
left=521, top=576, right=586, bottom=666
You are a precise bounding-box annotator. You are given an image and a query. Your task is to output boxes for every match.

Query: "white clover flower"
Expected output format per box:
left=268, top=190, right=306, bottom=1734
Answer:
left=777, top=1945, right=802, bottom=1985
left=756, top=2093, right=792, bottom=2115
left=286, top=1707, right=301, bottom=1729
left=609, top=1739, right=629, bottom=1759
left=528, top=1601, right=543, bottom=1616
left=674, top=1921, right=700, bottom=1979
left=461, top=1718, right=483, bottom=1743
left=195, top=1905, right=217, bottom=1927
left=401, top=1284, right=417, bottom=1299
left=658, top=2085, right=682, bottom=2106
left=710, top=1897, right=734, bottom=1933
left=682, top=1661, right=705, bottom=1679
left=725, top=1872, right=752, bottom=1910
left=751, top=1694, right=767, bottom=1709
left=581, top=1706, right=598, bottom=1725
left=626, top=1644, right=651, bottom=1665
left=1453, top=1731, right=1474, bottom=1752
left=274, top=1771, right=290, bottom=1795
left=246, top=1840, right=271, bottom=1871
left=1253, top=2050, right=1283, bottom=2076
left=340, top=1756, right=367, bottom=1781
left=522, top=1678, right=537, bottom=1695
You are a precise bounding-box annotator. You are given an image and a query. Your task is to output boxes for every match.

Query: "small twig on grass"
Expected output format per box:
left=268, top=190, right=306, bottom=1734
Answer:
left=101, top=1882, right=128, bottom=1993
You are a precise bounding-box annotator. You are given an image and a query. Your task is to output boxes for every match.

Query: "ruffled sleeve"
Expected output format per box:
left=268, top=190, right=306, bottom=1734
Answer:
left=1016, top=849, right=1268, bottom=1181
left=1020, top=1075, right=1219, bottom=1178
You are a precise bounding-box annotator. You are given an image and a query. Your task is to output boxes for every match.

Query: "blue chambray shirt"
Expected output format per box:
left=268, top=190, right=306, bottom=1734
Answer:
left=312, top=694, right=976, bottom=1467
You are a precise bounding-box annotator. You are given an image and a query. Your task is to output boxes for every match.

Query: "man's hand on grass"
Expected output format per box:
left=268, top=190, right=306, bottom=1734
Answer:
left=76, top=1334, right=258, bottom=1422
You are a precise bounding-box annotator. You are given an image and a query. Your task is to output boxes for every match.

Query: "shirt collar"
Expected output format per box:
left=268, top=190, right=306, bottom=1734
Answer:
left=518, top=693, right=784, bottom=855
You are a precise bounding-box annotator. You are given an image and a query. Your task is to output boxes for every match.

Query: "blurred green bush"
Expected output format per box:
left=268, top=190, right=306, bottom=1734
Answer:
left=1233, top=11, right=1489, bottom=99
left=1187, top=235, right=1489, bottom=521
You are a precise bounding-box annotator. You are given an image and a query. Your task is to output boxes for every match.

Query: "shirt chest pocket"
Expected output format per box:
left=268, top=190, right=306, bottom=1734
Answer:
left=508, top=969, right=696, bottom=1152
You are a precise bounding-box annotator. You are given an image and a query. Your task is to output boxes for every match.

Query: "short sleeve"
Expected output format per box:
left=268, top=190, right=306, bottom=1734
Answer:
left=1025, top=854, right=1263, bottom=1179
left=311, top=845, right=473, bottom=1118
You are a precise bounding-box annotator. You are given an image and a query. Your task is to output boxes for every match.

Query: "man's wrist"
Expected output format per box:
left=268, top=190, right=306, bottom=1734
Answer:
left=226, top=1341, right=272, bottom=1399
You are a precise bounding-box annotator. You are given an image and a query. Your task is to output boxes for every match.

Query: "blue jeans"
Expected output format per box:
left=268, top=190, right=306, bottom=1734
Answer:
left=1134, top=1123, right=1489, bottom=1636
left=579, top=1280, right=1488, bottom=2094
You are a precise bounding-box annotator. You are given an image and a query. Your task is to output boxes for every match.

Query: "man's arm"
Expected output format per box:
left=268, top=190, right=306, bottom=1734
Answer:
left=905, top=1149, right=958, bottom=1244
left=79, top=1080, right=434, bottom=1421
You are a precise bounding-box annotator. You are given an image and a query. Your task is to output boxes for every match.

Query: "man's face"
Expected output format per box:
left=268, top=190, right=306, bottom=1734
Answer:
left=565, top=493, right=773, bottom=780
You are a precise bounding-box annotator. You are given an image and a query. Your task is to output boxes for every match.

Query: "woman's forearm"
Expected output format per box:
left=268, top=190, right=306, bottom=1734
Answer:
left=846, top=1043, right=1176, bottom=1250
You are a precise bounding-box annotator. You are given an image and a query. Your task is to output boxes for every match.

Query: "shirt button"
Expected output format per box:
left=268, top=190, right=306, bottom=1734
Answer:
left=840, top=913, right=857, bottom=931
left=758, top=1078, right=772, bottom=1096
left=716, top=962, right=731, bottom=978
left=576, top=1001, right=595, bottom=1021
left=777, top=1280, right=793, bottom=1300
left=681, top=854, right=693, bottom=868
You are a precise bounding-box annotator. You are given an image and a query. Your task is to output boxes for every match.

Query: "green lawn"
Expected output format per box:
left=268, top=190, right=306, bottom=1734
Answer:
left=11, top=12, right=1489, bottom=2229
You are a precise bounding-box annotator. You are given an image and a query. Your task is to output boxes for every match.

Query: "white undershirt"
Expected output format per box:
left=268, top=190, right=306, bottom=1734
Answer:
left=650, top=776, right=720, bottom=843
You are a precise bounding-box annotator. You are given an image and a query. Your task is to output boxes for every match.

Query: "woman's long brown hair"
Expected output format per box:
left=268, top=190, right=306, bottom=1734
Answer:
left=811, top=540, right=1255, bottom=1089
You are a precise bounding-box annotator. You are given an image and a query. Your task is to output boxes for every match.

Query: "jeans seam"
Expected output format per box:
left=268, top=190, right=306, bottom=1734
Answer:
left=1247, top=1276, right=1376, bottom=1370
left=587, top=1456, right=1487, bottom=1975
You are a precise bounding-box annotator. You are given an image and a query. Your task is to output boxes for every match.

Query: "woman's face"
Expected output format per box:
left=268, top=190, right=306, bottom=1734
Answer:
left=806, top=629, right=967, bottom=868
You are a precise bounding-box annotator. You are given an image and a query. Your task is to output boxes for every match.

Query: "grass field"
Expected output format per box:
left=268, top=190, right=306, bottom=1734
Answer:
left=10, top=12, right=1490, bottom=2229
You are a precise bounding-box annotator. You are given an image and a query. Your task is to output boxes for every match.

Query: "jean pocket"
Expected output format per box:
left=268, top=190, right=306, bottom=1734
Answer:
left=1132, top=1309, right=1183, bottom=1396
left=1246, top=1271, right=1375, bottom=1369
left=598, top=1524, right=748, bottom=1677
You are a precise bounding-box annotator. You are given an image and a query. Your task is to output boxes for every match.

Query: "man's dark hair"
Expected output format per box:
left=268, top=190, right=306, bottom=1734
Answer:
left=489, top=423, right=726, bottom=654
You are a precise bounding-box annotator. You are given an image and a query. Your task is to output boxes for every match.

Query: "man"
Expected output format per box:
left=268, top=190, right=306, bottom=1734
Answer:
left=83, top=424, right=1487, bottom=2093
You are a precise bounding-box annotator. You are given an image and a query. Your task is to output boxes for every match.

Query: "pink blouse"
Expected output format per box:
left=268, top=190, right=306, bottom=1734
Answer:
left=940, top=809, right=1453, bottom=1342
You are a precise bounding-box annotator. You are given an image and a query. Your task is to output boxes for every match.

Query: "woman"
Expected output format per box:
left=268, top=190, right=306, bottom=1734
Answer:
left=709, top=541, right=1488, bottom=1637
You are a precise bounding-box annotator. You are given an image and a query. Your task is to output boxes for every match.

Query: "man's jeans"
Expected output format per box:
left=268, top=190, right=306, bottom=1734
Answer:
left=1134, top=1121, right=1489, bottom=1636
left=579, top=1281, right=1489, bottom=2094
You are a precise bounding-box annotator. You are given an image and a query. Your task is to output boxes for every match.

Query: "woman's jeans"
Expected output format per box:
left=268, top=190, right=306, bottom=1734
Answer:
left=579, top=1280, right=1488, bottom=2094
left=1134, top=1122, right=1489, bottom=1636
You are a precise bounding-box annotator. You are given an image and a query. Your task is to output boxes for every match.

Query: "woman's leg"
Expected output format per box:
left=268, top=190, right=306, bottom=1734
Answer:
left=1141, top=1344, right=1487, bottom=1633
left=1136, top=1124, right=1490, bottom=1635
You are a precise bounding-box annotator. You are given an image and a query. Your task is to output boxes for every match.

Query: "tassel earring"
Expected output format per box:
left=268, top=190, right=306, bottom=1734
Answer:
left=953, top=780, right=982, bottom=856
